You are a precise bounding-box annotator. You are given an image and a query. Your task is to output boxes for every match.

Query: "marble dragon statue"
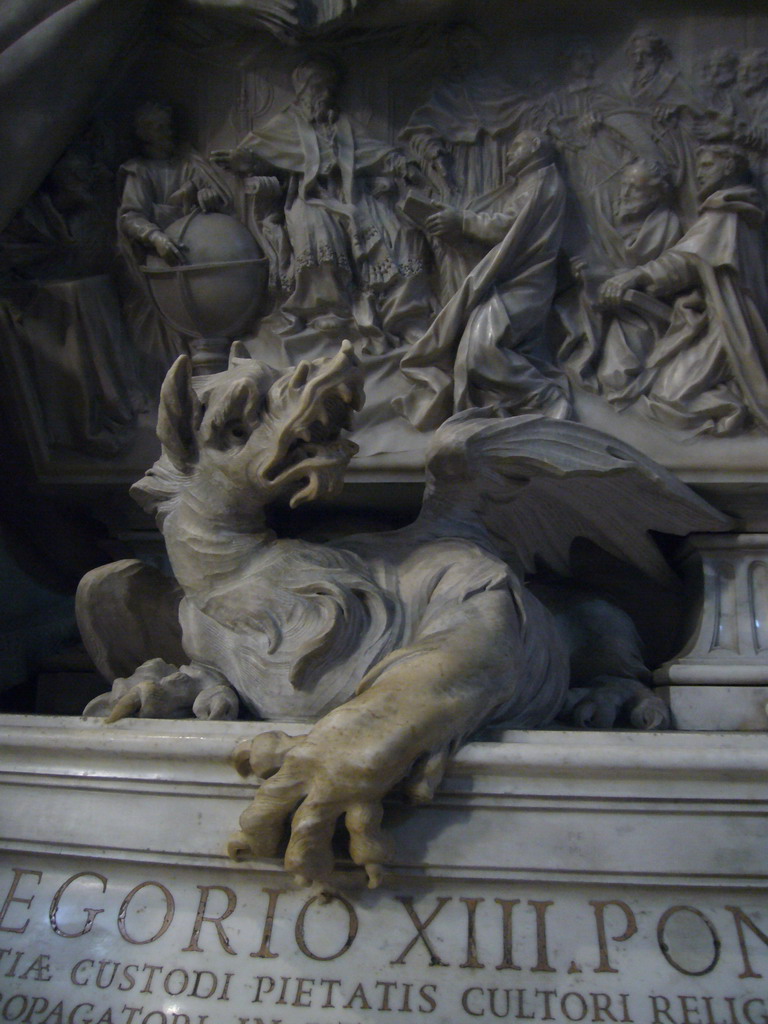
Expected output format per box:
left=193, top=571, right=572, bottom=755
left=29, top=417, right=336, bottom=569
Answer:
left=78, top=342, right=727, bottom=887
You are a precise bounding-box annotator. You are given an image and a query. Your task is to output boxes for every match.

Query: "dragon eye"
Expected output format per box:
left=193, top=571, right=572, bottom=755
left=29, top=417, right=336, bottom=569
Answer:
left=226, top=420, right=248, bottom=444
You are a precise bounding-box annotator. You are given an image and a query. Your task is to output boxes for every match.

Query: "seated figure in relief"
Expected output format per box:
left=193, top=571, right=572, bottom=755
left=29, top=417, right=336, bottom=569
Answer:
left=599, top=143, right=768, bottom=437
left=213, top=56, right=432, bottom=351
left=562, top=158, right=682, bottom=405
left=737, top=48, right=768, bottom=142
left=396, top=130, right=571, bottom=431
left=119, top=101, right=232, bottom=265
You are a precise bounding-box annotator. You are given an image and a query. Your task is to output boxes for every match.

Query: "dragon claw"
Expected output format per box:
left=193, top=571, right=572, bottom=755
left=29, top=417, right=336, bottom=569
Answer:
left=233, top=740, right=254, bottom=777
left=365, top=863, right=385, bottom=889
left=104, top=690, right=143, bottom=724
left=233, top=731, right=301, bottom=778
left=227, top=831, right=256, bottom=860
left=629, top=695, right=671, bottom=730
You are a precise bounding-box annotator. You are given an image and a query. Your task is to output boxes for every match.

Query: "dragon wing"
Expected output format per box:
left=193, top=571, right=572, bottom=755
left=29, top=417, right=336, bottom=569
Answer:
left=421, top=412, right=731, bottom=584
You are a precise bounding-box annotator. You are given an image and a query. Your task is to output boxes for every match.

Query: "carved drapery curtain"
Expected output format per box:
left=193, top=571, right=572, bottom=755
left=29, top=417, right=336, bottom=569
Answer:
left=0, top=0, right=369, bottom=233
left=0, top=0, right=150, bottom=232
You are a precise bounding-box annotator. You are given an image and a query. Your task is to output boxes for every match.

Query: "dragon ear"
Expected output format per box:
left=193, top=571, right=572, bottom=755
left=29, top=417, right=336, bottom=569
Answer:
left=157, top=355, right=202, bottom=470
left=228, top=339, right=252, bottom=368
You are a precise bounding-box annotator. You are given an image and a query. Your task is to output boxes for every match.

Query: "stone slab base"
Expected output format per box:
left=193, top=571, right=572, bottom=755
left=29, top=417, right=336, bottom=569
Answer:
left=1, top=716, right=767, bottom=1023
left=660, top=684, right=768, bottom=731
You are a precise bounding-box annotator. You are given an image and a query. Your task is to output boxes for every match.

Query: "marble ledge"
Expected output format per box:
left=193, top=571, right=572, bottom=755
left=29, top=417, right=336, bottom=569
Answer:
left=1, top=714, right=768, bottom=786
left=1, top=715, right=767, bottom=889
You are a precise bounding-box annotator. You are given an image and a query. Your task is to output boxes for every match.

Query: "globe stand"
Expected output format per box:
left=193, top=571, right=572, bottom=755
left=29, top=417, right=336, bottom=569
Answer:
left=141, top=211, right=268, bottom=377
left=188, top=335, right=232, bottom=375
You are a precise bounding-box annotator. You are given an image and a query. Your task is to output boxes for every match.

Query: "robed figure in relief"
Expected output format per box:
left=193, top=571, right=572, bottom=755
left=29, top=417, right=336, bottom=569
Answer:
left=600, top=144, right=768, bottom=436
left=399, top=24, right=533, bottom=303
left=561, top=158, right=683, bottom=404
left=397, top=131, right=571, bottom=431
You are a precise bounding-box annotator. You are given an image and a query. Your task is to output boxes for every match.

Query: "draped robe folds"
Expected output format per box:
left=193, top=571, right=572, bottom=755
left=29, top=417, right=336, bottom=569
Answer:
left=0, top=0, right=149, bottom=234
left=561, top=206, right=683, bottom=398
left=634, top=186, right=768, bottom=435
left=741, top=90, right=768, bottom=202
left=596, top=208, right=683, bottom=403
left=609, top=66, right=700, bottom=220
left=399, top=71, right=532, bottom=205
left=240, top=107, right=428, bottom=312
left=396, top=162, right=571, bottom=431
left=544, top=78, right=651, bottom=260
left=400, top=72, right=532, bottom=303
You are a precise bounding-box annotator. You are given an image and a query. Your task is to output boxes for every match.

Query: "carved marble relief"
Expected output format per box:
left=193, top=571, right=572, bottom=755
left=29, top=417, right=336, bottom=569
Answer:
left=231, top=23, right=768, bottom=447
left=3, top=9, right=768, bottom=475
left=1, top=0, right=766, bottom=885
left=595, top=145, right=768, bottom=436
left=397, top=130, right=572, bottom=430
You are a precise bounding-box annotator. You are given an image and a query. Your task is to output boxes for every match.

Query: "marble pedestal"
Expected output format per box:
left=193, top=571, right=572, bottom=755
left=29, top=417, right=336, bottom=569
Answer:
left=1, top=715, right=767, bottom=1024
left=655, top=535, right=768, bottom=731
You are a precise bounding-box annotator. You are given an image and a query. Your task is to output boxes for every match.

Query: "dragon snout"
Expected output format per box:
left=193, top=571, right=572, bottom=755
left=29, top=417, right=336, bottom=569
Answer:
left=303, top=341, right=364, bottom=411
left=337, top=338, right=358, bottom=367
left=287, top=340, right=362, bottom=406
left=334, top=340, right=364, bottom=408
left=257, top=343, right=365, bottom=485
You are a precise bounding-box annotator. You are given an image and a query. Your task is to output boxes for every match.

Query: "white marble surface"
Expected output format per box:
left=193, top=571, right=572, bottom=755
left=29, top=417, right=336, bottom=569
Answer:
left=649, top=534, right=768, bottom=734
left=1, top=716, right=767, bottom=1023
left=655, top=535, right=768, bottom=689
left=661, top=684, right=768, bottom=731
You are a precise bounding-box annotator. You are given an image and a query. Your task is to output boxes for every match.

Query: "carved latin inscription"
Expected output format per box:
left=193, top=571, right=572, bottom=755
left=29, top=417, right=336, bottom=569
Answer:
left=1, top=863, right=767, bottom=1023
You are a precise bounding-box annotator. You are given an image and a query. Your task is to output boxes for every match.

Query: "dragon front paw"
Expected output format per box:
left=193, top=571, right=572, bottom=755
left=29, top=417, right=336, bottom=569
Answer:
left=229, top=728, right=397, bottom=888
left=567, top=687, right=623, bottom=729
left=403, top=746, right=450, bottom=804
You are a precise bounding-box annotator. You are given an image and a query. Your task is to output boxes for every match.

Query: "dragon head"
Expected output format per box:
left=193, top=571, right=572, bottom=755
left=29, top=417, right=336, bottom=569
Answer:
left=132, top=341, right=364, bottom=521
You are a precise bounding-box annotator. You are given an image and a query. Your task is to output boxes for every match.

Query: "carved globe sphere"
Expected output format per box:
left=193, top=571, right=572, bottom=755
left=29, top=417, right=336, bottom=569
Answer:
left=143, top=211, right=268, bottom=338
